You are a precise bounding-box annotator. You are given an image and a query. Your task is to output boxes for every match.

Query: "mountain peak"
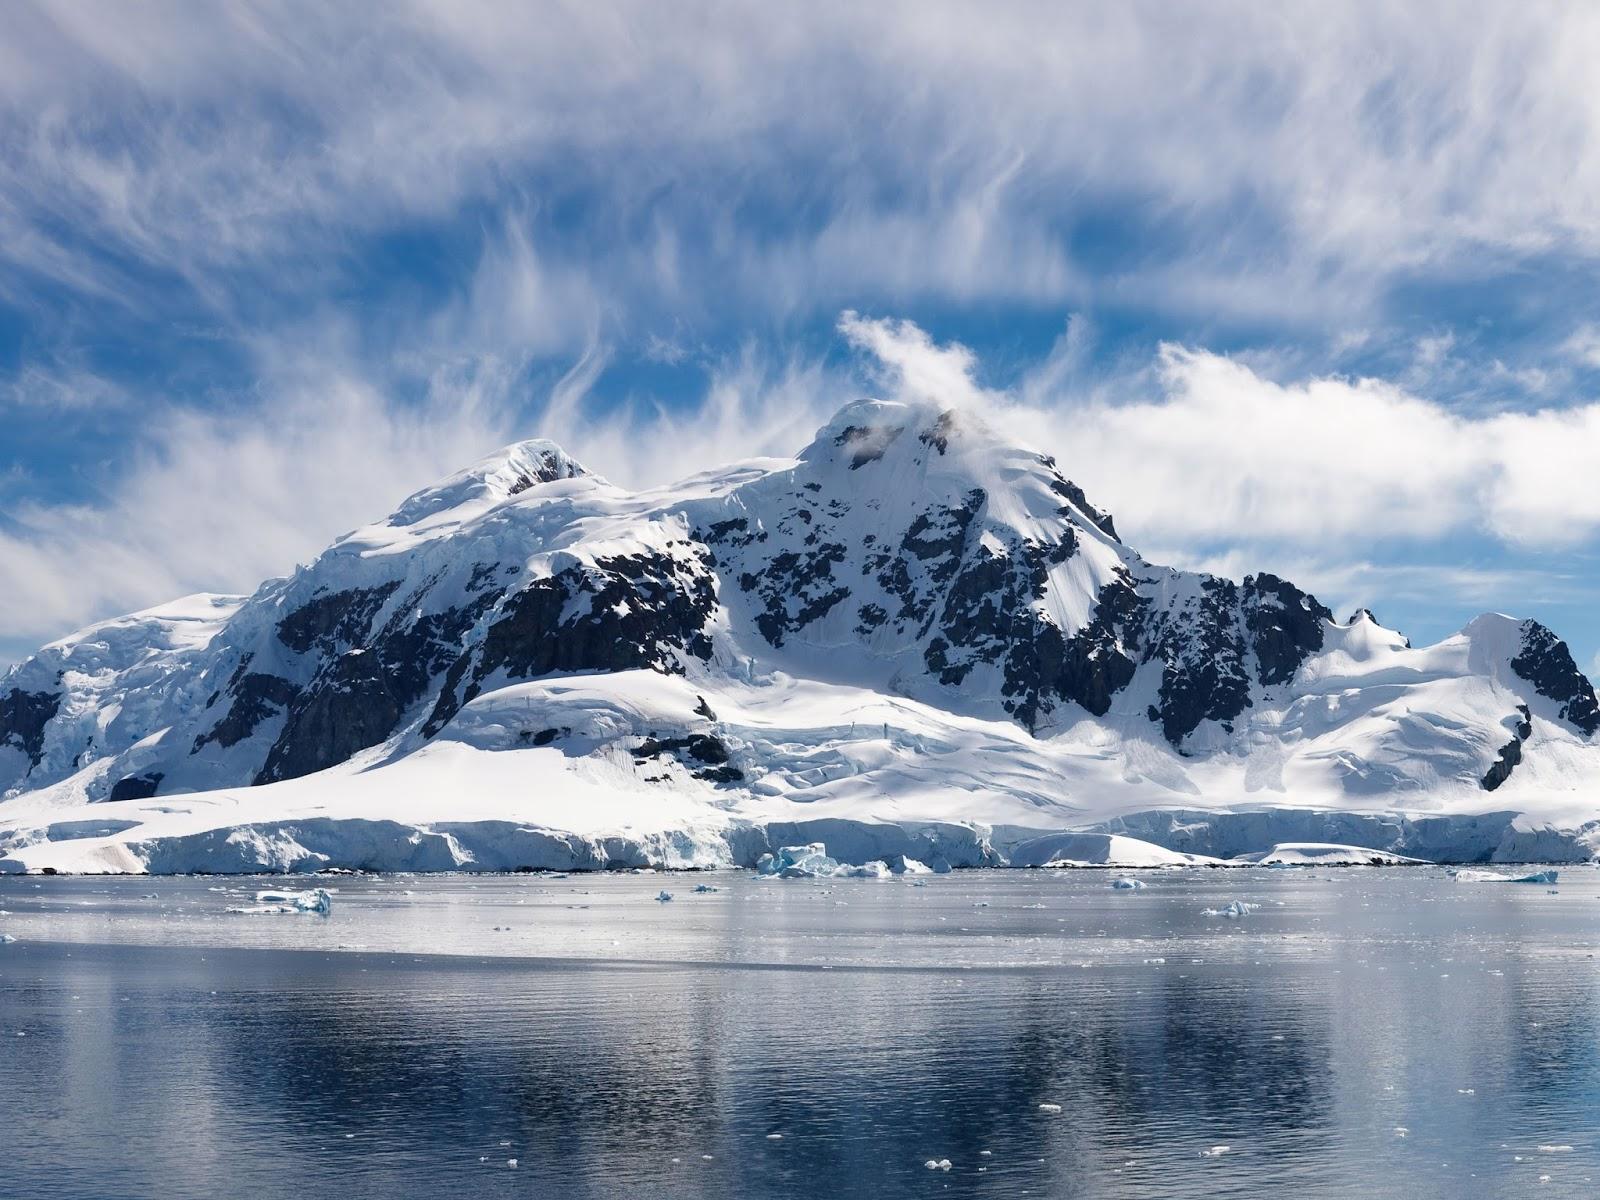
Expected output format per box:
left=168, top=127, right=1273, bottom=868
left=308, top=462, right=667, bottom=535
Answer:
left=388, top=439, right=590, bottom=528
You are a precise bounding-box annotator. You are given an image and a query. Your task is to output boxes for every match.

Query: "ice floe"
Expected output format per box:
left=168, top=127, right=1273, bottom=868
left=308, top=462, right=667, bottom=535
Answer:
left=1202, top=900, right=1261, bottom=918
left=226, top=887, right=332, bottom=915
left=1449, top=868, right=1559, bottom=884
left=1233, top=842, right=1430, bottom=866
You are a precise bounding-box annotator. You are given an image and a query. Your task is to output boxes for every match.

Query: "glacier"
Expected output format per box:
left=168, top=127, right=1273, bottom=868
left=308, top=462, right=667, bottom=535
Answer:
left=3, top=398, right=1600, bottom=873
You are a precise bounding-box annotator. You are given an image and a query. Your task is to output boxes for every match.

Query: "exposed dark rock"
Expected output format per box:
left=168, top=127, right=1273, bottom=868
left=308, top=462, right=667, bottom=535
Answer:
left=744, top=540, right=851, bottom=647
left=634, top=733, right=731, bottom=764
left=505, top=447, right=585, bottom=494
left=918, top=409, right=958, bottom=455
left=1511, top=621, right=1600, bottom=736
left=1145, top=578, right=1253, bottom=746
left=1045, top=468, right=1120, bottom=541
left=424, top=544, right=718, bottom=735
left=275, top=582, right=400, bottom=655
left=193, top=673, right=299, bottom=751
left=832, top=423, right=905, bottom=468
left=257, top=650, right=404, bottom=784
left=1482, top=705, right=1534, bottom=791
left=107, top=772, right=164, bottom=803
left=0, top=687, right=59, bottom=769
left=1243, top=573, right=1334, bottom=686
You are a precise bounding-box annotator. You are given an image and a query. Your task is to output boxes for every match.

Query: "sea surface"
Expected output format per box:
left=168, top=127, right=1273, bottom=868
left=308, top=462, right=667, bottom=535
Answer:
left=3, top=866, right=1599, bottom=1198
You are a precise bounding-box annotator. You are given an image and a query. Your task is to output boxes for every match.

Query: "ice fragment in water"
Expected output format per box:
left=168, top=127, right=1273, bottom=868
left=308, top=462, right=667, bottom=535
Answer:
left=924, top=1159, right=952, bottom=1171
left=1449, top=868, right=1559, bottom=884
left=835, top=861, right=891, bottom=879
left=656, top=890, right=673, bottom=902
left=692, top=884, right=718, bottom=893
left=1038, top=1103, right=1063, bottom=1113
left=1202, top=900, right=1261, bottom=918
left=756, top=843, right=840, bottom=878
left=227, top=888, right=332, bottom=915
left=1110, top=877, right=1146, bottom=890
left=1201, top=1146, right=1230, bottom=1157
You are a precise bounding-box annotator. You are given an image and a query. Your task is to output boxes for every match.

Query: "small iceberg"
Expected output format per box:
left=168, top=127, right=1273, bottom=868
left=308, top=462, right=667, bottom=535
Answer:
left=227, top=887, right=332, bottom=915
left=924, top=1159, right=952, bottom=1171
left=835, top=861, right=892, bottom=880
left=692, top=884, right=719, bottom=893
left=1234, top=842, right=1428, bottom=867
left=1203, top=900, right=1261, bottom=919
left=1110, top=877, right=1147, bottom=890
left=656, top=890, right=674, bottom=903
left=0, top=933, right=16, bottom=944
left=884, top=854, right=931, bottom=875
left=1449, top=868, right=1559, bottom=885
left=755, top=843, right=895, bottom=879
left=756, top=843, right=840, bottom=878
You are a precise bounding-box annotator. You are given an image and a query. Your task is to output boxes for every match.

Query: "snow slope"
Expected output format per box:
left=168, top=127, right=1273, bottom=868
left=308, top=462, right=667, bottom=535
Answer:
left=4, top=399, right=1600, bottom=872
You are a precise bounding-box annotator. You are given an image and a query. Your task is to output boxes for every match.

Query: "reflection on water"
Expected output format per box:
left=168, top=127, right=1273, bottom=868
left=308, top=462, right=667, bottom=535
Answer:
left=3, top=868, right=1599, bottom=1198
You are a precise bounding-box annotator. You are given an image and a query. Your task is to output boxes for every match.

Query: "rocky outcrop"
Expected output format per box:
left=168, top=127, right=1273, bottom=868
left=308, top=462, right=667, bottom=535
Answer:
left=1511, top=621, right=1600, bottom=736
left=0, top=687, right=59, bottom=771
left=1482, top=705, right=1533, bottom=792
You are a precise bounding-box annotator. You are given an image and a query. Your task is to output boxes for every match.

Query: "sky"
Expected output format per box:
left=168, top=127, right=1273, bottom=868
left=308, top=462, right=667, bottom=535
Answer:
left=5, top=1, right=1600, bottom=671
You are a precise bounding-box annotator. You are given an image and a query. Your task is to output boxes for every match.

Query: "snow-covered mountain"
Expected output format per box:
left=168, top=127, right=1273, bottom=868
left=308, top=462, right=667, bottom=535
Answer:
left=4, top=399, right=1599, bottom=872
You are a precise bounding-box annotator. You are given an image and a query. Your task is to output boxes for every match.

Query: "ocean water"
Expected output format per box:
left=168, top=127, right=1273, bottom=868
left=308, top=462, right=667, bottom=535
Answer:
left=2, top=866, right=1598, bottom=1197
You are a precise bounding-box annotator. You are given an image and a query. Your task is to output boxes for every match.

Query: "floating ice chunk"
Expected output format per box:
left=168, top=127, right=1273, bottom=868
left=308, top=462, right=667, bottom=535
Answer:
left=1538, top=1145, right=1574, bottom=1153
left=835, top=861, right=891, bottom=879
left=1237, top=843, right=1428, bottom=866
left=884, top=854, right=931, bottom=875
left=1450, top=868, right=1559, bottom=885
left=227, top=887, right=332, bottom=915
left=1201, top=1146, right=1229, bottom=1157
left=1038, top=1103, right=1062, bottom=1114
left=924, top=1159, right=952, bottom=1170
left=756, top=843, right=840, bottom=878
left=506, top=1158, right=518, bottom=1168
left=0, top=933, right=15, bottom=944
left=692, top=884, right=719, bottom=893
left=656, top=890, right=673, bottom=903
left=1202, top=901, right=1261, bottom=919
left=1110, top=878, right=1146, bottom=890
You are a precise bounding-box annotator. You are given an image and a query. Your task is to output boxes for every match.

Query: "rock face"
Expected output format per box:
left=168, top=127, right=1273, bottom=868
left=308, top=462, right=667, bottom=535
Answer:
left=1, top=398, right=1597, bottom=819
left=1, top=688, right=60, bottom=769
left=1511, top=621, right=1600, bottom=736
left=1482, top=705, right=1533, bottom=792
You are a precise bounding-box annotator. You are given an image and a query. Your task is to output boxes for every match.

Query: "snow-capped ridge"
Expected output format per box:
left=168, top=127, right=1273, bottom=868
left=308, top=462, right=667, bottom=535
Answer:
left=388, top=438, right=591, bottom=528
left=5, top=396, right=1600, bottom=873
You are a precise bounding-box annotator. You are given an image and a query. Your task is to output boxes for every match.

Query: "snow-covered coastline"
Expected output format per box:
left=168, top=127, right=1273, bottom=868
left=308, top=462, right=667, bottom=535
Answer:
left=5, top=400, right=1600, bottom=875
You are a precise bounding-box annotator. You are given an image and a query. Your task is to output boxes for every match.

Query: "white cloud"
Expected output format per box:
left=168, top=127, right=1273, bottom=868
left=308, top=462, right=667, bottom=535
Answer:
left=0, top=331, right=845, bottom=658
left=11, top=2, right=1600, bottom=322
left=842, top=312, right=1600, bottom=551
left=0, top=369, right=519, bottom=656
left=838, top=312, right=993, bottom=409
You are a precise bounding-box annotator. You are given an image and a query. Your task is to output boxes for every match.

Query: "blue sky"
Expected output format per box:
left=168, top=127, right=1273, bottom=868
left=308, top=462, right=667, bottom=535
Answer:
left=6, top=2, right=1600, bottom=671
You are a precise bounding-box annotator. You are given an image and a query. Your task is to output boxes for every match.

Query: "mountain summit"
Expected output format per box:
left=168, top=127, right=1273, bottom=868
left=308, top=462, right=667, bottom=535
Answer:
left=3, top=400, right=1598, bottom=872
